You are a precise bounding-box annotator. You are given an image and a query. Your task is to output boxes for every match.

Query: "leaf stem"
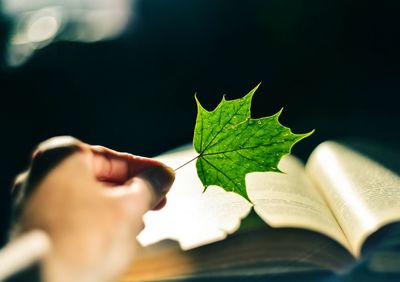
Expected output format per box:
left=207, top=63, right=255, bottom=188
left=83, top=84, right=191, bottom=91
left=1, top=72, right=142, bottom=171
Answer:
left=174, top=155, right=200, bottom=171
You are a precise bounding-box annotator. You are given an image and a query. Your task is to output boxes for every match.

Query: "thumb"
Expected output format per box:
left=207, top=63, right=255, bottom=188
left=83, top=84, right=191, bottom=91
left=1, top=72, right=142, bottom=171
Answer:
left=109, top=165, right=175, bottom=217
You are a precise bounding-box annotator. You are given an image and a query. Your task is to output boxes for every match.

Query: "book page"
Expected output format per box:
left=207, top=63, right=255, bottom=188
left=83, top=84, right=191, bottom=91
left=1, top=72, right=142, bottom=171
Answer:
left=138, top=145, right=352, bottom=253
left=306, top=141, right=400, bottom=257
left=247, top=156, right=351, bottom=251
left=138, top=145, right=252, bottom=250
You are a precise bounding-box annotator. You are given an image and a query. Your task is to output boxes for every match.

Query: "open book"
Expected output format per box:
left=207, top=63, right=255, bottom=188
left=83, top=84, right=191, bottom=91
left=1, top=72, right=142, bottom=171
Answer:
left=122, top=141, right=400, bottom=281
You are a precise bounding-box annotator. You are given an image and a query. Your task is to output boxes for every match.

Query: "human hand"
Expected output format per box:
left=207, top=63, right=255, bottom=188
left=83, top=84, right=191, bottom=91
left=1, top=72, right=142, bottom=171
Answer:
left=10, top=136, right=175, bottom=282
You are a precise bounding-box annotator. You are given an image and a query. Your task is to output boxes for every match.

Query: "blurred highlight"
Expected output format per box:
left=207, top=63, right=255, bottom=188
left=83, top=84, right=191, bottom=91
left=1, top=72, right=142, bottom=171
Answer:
left=3, top=0, right=134, bottom=66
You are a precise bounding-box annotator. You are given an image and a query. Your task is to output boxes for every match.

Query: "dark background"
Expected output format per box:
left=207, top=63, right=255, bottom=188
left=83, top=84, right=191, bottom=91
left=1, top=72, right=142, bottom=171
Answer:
left=0, top=0, right=399, bottom=255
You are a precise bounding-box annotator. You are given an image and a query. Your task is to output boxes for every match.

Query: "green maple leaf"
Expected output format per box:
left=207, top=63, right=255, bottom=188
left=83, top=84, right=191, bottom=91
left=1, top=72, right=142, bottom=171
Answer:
left=192, top=84, right=313, bottom=202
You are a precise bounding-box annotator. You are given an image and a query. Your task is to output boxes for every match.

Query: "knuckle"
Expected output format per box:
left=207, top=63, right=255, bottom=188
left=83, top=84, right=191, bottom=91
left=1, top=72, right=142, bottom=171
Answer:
left=28, top=137, right=89, bottom=185
left=32, top=136, right=84, bottom=159
left=12, top=171, right=29, bottom=191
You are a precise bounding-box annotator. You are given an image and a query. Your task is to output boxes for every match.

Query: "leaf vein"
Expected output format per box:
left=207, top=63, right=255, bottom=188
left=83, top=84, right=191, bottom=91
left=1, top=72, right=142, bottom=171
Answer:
left=202, top=157, right=238, bottom=192
left=202, top=141, right=286, bottom=156
left=200, top=101, right=248, bottom=155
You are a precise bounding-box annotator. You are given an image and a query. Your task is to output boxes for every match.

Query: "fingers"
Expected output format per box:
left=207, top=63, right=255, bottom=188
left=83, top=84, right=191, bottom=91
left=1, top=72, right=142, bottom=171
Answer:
left=12, top=136, right=175, bottom=227
left=26, top=137, right=170, bottom=189
left=11, top=137, right=88, bottom=215
left=32, top=136, right=85, bottom=159
left=135, top=166, right=175, bottom=206
left=106, top=165, right=175, bottom=215
left=91, top=146, right=168, bottom=185
left=28, top=137, right=88, bottom=187
left=153, top=197, right=167, bottom=211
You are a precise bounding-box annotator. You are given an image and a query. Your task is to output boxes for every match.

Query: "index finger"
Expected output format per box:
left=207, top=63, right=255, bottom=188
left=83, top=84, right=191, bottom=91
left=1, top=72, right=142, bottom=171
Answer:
left=91, top=146, right=167, bottom=185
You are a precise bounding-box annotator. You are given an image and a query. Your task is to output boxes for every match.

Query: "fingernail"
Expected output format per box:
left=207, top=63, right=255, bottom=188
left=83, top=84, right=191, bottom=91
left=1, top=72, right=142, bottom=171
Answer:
left=137, top=166, right=175, bottom=197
